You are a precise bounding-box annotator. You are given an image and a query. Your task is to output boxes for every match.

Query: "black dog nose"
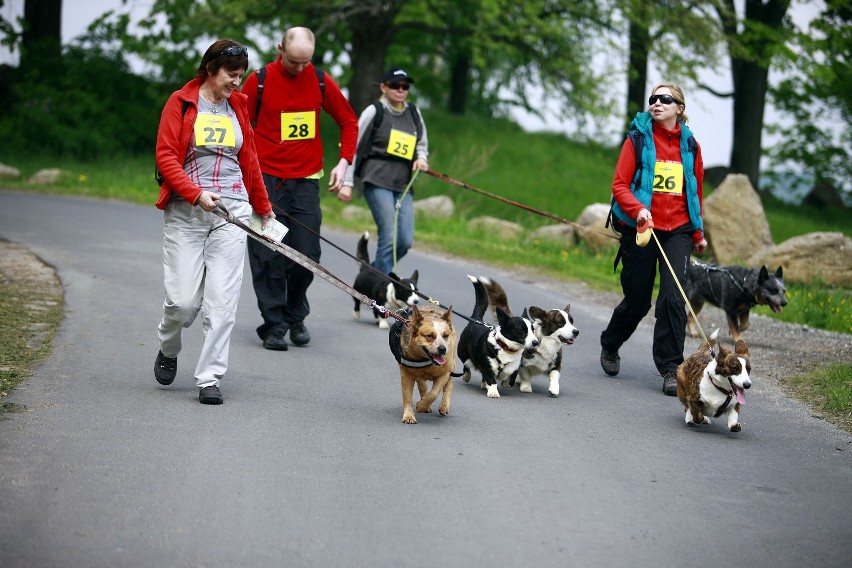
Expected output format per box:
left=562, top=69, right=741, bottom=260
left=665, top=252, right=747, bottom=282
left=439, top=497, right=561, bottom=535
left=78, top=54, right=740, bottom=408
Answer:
left=572, top=329, right=579, bottom=337
left=438, top=345, right=447, bottom=356
left=531, top=339, right=539, bottom=348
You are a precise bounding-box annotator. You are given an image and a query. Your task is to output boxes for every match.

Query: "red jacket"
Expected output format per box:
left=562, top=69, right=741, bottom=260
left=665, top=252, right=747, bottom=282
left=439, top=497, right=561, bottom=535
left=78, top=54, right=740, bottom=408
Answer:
left=611, top=120, right=704, bottom=243
left=241, top=59, right=358, bottom=179
left=154, top=78, right=271, bottom=214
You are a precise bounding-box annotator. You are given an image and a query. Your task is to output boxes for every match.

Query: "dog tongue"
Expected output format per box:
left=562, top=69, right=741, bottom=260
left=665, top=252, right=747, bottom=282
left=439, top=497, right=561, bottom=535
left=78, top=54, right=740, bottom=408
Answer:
left=772, top=304, right=782, bottom=313
left=734, top=385, right=746, bottom=405
left=433, top=355, right=446, bottom=365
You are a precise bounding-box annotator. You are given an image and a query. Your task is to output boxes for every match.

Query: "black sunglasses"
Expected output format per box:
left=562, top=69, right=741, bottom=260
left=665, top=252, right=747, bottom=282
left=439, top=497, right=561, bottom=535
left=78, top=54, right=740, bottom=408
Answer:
left=214, top=45, right=248, bottom=58
left=387, top=81, right=410, bottom=91
left=648, top=94, right=681, bottom=106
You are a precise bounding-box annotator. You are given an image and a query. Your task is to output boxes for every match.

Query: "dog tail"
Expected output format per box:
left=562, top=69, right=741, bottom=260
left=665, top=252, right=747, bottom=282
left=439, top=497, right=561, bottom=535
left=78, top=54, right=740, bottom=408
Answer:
left=356, top=231, right=370, bottom=266
left=480, top=275, right=512, bottom=319
left=467, top=275, right=490, bottom=322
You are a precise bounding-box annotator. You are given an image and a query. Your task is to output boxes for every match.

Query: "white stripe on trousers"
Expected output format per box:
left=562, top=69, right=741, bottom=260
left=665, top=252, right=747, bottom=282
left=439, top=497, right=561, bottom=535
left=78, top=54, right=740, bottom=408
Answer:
left=157, top=198, right=251, bottom=388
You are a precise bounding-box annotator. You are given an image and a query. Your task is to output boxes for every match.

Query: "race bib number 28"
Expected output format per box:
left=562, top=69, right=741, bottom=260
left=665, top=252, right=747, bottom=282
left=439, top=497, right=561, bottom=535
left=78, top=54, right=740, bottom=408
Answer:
left=653, top=161, right=684, bottom=195
left=281, top=111, right=317, bottom=141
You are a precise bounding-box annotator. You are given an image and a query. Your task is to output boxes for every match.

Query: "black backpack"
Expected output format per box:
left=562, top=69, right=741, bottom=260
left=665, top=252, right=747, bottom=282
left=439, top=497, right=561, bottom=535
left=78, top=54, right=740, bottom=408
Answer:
left=353, top=101, right=422, bottom=178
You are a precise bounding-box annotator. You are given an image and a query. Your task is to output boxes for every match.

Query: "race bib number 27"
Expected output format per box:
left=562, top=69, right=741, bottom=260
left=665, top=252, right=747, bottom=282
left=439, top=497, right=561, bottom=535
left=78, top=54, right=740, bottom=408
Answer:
left=194, top=115, right=236, bottom=147
left=653, top=161, right=684, bottom=195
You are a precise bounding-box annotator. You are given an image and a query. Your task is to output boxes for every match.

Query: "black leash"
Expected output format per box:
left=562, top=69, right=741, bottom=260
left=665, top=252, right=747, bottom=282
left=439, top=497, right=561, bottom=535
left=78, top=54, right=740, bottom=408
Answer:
left=269, top=203, right=492, bottom=330
left=211, top=202, right=408, bottom=326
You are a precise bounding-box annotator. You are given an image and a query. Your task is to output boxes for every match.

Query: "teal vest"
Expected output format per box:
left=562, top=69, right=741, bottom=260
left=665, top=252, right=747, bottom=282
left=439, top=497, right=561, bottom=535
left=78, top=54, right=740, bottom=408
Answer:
left=612, top=112, right=702, bottom=234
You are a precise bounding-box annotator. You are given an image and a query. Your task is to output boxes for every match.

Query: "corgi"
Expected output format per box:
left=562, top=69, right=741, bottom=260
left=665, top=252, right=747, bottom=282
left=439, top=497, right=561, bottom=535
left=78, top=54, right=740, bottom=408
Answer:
left=676, top=329, right=752, bottom=432
left=457, top=275, right=538, bottom=398
left=389, top=304, right=456, bottom=424
left=480, top=277, right=579, bottom=396
left=352, top=232, right=419, bottom=329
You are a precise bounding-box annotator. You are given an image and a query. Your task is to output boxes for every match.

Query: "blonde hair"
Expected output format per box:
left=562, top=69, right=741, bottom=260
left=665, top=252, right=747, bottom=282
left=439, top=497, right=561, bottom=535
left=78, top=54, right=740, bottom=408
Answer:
left=651, top=83, right=688, bottom=124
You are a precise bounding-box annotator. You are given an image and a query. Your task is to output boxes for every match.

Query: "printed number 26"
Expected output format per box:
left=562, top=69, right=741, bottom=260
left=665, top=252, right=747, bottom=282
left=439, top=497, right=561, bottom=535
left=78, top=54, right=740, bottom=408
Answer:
left=204, top=127, right=227, bottom=144
left=653, top=175, right=676, bottom=191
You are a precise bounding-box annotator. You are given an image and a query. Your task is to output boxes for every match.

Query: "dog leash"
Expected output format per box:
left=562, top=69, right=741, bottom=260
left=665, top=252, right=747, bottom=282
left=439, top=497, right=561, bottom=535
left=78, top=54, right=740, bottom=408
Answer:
left=211, top=202, right=408, bottom=326
left=265, top=202, right=492, bottom=330
left=391, top=169, right=420, bottom=274
left=642, top=222, right=715, bottom=357
left=424, top=168, right=618, bottom=240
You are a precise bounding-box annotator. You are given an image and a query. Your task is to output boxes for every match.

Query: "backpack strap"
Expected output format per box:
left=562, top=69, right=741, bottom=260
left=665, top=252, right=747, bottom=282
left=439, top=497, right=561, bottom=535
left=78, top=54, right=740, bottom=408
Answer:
left=354, top=101, right=384, bottom=178
left=315, top=66, right=325, bottom=105
left=254, top=66, right=266, bottom=119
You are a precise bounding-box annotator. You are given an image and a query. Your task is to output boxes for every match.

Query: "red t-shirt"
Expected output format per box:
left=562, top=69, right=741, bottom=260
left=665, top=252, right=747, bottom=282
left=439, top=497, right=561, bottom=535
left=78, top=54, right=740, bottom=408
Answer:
left=242, top=59, right=358, bottom=179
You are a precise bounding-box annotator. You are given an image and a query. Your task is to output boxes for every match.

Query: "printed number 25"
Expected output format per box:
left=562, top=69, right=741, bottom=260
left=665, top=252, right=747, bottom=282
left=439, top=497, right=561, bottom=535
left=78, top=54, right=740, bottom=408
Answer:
left=394, top=142, right=409, bottom=155
left=653, top=175, right=676, bottom=191
left=204, top=127, right=227, bottom=144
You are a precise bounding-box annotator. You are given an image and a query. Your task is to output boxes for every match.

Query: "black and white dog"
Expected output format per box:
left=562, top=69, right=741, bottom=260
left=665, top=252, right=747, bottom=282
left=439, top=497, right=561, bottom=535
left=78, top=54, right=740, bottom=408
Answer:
left=352, top=232, right=419, bottom=329
left=457, top=275, right=538, bottom=398
left=480, top=277, right=579, bottom=396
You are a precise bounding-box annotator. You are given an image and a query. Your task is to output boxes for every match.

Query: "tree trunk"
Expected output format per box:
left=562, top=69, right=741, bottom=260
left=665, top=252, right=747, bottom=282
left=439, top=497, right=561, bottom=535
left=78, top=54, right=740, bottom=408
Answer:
left=728, top=0, right=790, bottom=189
left=448, top=52, right=471, bottom=114
left=346, top=4, right=401, bottom=115
left=625, top=0, right=649, bottom=130
left=22, top=0, right=62, bottom=69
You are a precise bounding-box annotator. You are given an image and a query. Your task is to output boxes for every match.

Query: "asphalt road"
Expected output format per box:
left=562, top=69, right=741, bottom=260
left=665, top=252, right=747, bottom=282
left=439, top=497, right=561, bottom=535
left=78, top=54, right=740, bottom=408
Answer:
left=0, top=191, right=850, bottom=568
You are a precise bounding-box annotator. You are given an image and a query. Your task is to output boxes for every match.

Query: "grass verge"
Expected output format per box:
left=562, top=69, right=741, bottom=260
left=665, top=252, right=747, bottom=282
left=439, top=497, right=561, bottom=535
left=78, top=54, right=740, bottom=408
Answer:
left=786, top=364, right=852, bottom=433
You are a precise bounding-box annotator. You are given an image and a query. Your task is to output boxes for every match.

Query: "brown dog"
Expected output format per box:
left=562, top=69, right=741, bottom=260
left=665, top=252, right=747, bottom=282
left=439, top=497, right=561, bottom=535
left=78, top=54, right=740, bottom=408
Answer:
left=389, top=304, right=456, bottom=424
left=676, top=329, right=752, bottom=432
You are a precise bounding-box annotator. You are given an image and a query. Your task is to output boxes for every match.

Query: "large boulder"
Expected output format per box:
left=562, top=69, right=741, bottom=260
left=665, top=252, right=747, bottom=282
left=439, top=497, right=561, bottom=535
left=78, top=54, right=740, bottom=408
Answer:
left=413, top=195, right=454, bottom=218
left=748, top=232, right=852, bottom=287
left=340, top=205, right=373, bottom=224
left=27, top=168, right=71, bottom=185
left=0, top=163, right=20, bottom=178
left=530, top=223, right=577, bottom=245
left=574, top=203, right=619, bottom=252
left=703, top=174, right=773, bottom=263
left=468, top=216, right=524, bottom=240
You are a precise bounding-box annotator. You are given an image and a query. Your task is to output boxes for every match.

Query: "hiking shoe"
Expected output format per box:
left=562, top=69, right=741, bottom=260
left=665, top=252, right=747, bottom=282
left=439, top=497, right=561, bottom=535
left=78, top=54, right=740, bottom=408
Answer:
left=263, top=329, right=288, bottom=351
left=154, top=351, right=177, bottom=385
left=662, top=372, right=678, bottom=397
left=289, top=322, right=310, bottom=346
left=600, top=348, right=620, bottom=376
left=199, top=385, right=223, bottom=405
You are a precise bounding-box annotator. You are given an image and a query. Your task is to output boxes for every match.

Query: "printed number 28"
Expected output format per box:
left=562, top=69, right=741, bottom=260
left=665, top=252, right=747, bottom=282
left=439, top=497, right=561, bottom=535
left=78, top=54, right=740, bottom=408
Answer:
left=288, top=124, right=310, bottom=138
left=653, top=175, right=676, bottom=191
left=204, top=127, right=227, bottom=144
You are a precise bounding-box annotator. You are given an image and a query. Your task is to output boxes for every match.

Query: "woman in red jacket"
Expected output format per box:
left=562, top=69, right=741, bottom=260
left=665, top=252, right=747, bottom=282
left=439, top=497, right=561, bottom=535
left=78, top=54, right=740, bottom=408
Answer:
left=153, top=39, right=274, bottom=405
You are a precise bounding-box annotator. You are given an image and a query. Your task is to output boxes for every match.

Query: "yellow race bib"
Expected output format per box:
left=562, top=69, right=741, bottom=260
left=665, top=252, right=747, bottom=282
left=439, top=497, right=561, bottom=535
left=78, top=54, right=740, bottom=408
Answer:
left=386, top=129, right=416, bottom=160
left=281, top=111, right=316, bottom=141
left=653, top=161, right=684, bottom=195
left=194, top=115, right=236, bottom=147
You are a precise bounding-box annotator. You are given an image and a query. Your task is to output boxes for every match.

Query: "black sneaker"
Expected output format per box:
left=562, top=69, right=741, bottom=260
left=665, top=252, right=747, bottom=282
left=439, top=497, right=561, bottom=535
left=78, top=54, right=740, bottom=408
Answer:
left=600, top=347, right=620, bottom=376
left=662, top=372, right=678, bottom=397
left=289, top=322, right=310, bottom=346
left=154, top=351, right=177, bottom=385
left=199, top=385, right=223, bottom=405
left=263, top=329, right=288, bottom=351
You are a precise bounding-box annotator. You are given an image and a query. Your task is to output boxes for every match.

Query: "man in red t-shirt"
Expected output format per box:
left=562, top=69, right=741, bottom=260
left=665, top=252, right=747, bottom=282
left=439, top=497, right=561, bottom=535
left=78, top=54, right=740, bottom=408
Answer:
left=242, top=27, right=358, bottom=351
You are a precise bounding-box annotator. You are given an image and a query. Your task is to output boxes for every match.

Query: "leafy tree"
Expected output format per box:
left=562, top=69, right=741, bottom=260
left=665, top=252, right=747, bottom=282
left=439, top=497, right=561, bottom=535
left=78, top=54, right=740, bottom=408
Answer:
left=767, top=0, right=851, bottom=203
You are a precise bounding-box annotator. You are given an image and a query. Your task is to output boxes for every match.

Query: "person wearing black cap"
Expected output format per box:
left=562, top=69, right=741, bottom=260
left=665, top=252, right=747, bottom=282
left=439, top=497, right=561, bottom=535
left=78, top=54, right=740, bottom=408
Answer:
left=342, top=67, right=429, bottom=274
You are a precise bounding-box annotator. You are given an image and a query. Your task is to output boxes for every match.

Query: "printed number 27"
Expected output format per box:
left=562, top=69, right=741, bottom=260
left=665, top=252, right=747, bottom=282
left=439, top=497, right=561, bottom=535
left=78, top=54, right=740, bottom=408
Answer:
left=204, top=127, right=227, bottom=144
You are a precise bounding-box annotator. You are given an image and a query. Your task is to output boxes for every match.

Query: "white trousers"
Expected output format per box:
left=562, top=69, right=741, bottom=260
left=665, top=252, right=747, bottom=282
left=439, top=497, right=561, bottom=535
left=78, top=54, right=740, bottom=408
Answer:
left=157, top=199, right=251, bottom=388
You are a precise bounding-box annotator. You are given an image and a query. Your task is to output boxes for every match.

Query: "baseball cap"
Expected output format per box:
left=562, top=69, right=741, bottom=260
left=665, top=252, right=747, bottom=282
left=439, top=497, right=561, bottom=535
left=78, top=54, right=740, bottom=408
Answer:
left=381, top=67, right=414, bottom=84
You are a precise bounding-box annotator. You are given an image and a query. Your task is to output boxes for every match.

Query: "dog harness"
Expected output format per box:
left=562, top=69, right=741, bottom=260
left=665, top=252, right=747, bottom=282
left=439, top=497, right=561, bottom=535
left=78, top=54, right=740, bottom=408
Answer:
left=388, top=315, right=435, bottom=368
left=710, top=377, right=735, bottom=418
left=693, top=261, right=751, bottom=308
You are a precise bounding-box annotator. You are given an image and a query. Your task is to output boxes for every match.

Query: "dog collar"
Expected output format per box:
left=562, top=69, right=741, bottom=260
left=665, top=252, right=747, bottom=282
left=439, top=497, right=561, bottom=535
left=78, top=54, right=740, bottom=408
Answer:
left=400, top=356, right=435, bottom=369
left=711, top=377, right=734, bottom=418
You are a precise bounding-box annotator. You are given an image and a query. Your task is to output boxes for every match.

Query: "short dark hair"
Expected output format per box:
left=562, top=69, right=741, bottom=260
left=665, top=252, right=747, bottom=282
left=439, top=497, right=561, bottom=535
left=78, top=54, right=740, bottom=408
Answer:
left=197, top=39, right=249, bottom=81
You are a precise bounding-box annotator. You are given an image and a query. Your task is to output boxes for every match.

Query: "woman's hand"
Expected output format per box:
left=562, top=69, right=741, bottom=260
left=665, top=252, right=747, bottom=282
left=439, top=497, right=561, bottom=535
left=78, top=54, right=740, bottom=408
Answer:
left=195, top=191, right=221, bottom=212
left=412, top=157, right=428, bottom=172
left=259, top=210, right=276, bottom=230
left=636, top=208, right=652, bottom=228
left=693, top=238, right=708, bottom=255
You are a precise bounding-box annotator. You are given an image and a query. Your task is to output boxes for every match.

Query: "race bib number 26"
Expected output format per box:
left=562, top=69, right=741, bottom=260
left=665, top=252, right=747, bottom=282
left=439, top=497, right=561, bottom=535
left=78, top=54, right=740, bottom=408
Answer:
left=653, top=161, right=684, bottom=195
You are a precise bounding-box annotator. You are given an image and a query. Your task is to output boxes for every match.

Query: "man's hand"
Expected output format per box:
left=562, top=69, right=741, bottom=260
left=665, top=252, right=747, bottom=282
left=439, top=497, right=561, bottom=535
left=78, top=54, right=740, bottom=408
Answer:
left=328, top=158, right=352, bottom=202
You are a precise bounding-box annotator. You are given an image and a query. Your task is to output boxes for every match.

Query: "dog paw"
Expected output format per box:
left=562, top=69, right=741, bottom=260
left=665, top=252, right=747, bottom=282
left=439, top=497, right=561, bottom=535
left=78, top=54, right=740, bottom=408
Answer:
left=353, top=311, right=361, bottom=320
left=402, top=414, right=417, bottom=424
left=439, top=405, right=450, bottom=416
left=486, top=385, right=500, bottom=398
left=703, top=417, right=711, bottom=424
left=520, top=384, right=532, bottom=393
left=548, top=389, right=559, bottom=397
left=730, top=423, right=742, bottom=432
left=378, top=319, right=390, bottom=330
left=500, top=379, right=510, bottom=388
left=416, top=402, right=433, bottom=413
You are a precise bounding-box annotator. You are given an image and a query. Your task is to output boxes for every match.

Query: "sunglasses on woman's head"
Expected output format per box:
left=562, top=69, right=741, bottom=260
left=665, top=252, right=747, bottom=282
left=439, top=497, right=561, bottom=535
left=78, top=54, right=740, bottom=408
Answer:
left=387, top=82, right=410, bottom=91
left=648, top=94, right=680, bottom=105
left=215, top=45, right=248, bottom=58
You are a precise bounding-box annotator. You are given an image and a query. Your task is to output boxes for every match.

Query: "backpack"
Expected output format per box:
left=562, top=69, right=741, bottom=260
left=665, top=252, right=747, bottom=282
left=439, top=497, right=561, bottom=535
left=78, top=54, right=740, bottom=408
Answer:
left=154, top=100, right=191, bottom=186
left=254, top=64, right=325, bottom=118
left=353, top=101, right=422, bottom=178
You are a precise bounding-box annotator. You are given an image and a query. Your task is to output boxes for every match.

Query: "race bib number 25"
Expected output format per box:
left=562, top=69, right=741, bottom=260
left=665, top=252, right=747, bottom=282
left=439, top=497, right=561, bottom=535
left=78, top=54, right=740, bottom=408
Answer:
left=653, top=161, right=684, bottom=195
left=386, top=129, right=416, bottom=160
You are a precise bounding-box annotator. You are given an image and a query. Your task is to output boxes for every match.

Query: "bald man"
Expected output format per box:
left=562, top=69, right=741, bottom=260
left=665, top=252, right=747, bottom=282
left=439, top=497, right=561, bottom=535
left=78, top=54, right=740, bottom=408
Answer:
left=242, top=27, right=358, bottom=351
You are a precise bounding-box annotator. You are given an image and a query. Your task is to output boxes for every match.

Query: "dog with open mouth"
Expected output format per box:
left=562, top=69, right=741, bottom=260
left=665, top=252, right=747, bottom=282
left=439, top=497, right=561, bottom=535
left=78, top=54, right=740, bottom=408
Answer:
left=389, top=304, right=456, bottom=424
left=457, top=275, right=538, bottom=398
left=480, top=277, right=579, bottom=397
left=676, top=329, right=752, bottom=432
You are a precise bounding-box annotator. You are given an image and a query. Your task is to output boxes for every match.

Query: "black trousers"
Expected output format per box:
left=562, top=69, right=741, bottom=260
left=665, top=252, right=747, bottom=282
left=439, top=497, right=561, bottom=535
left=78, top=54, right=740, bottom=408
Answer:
left=248, top=175, right=322, bottom=340
left=600, top=224, right=693, bottom=376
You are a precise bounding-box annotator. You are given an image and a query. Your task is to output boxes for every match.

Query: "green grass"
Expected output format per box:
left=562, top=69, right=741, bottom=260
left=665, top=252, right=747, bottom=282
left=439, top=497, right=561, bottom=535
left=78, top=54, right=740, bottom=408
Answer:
left=787, top=364, right=852, bottom=432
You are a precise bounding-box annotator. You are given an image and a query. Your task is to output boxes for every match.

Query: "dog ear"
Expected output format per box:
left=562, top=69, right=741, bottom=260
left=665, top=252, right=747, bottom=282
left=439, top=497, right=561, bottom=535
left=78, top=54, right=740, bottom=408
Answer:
left=758, top=265, right=769, bottom=284
left=410, top=269, right=419, bottom=284
left=409, top=304, right=422, bottom=326
left=563, top=304, right=571, bottom=313
left=495, top=306, right=510, bottom=325
left=442, top=305, right=453, bottom=323
left=527, top=306, right=546, bottom=322
left=734, top=339, right=749, bottom=356
left=775, top=266, right=783, bottom=278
